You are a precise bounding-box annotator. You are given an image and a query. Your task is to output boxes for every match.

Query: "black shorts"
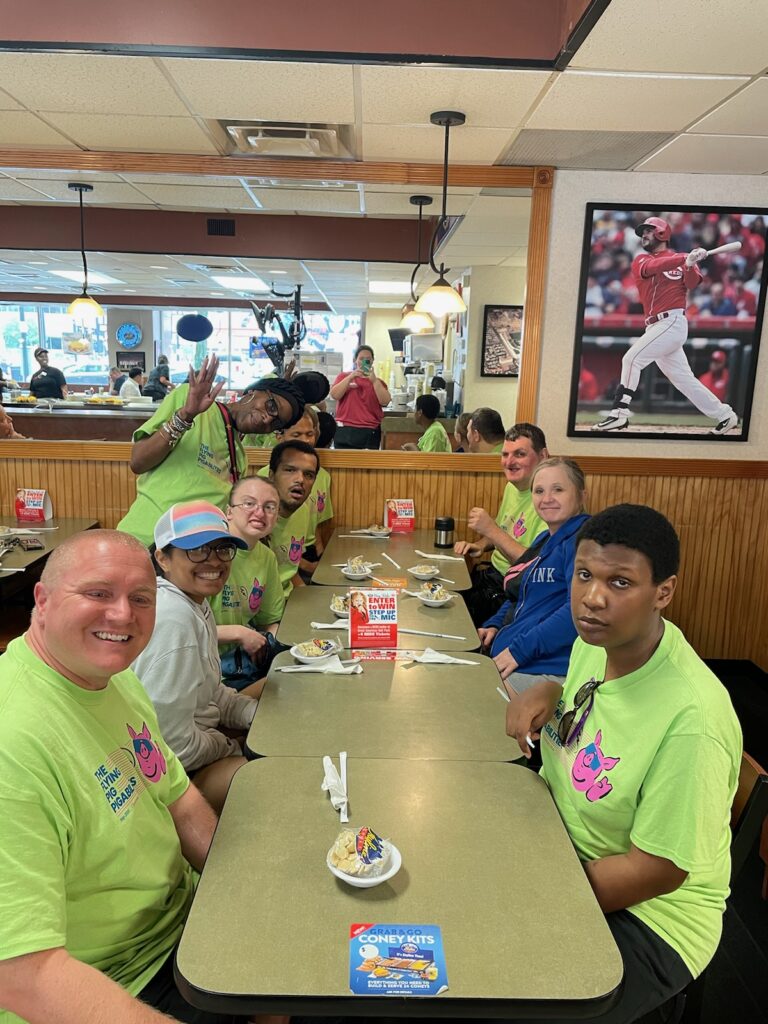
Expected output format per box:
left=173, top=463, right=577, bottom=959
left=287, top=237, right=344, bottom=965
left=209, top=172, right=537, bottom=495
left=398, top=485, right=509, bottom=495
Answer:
left=334, top=425, right=381, bottom=450
left=139, top=954, right=244, bottom=1023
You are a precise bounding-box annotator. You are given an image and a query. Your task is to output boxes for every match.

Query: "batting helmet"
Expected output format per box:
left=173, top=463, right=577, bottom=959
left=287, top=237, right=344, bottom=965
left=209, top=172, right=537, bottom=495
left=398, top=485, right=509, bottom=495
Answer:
left=711, top=349, right=727, bottom=364
left=635, top=217, right=671, bottom=242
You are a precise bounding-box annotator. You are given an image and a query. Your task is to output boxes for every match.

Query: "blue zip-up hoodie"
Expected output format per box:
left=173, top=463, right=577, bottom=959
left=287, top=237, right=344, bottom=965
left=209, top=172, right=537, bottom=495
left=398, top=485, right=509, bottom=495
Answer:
left=487, top=513, right=590, bottom=675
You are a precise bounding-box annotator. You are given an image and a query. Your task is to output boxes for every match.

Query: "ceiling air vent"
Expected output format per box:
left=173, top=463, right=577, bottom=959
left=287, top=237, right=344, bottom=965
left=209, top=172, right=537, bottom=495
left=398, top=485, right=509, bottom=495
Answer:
left=222, top=121, right=355, bottom=160
left=207, top=218, right=236, bottom=237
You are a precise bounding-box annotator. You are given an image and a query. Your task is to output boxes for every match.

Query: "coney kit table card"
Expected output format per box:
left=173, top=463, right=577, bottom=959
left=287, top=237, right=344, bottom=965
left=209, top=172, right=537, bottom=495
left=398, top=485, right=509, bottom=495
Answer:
left=350, top=923, right=448, bottom=996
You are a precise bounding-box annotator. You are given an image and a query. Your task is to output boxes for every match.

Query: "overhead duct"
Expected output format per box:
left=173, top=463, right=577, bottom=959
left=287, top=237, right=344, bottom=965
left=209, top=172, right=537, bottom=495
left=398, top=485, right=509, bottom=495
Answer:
left=222, top=121, right=355, bottom=159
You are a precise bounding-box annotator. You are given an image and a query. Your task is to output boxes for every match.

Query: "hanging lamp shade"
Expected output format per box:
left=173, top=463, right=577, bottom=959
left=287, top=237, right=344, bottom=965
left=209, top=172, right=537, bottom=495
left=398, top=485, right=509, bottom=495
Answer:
left=67, top=293, right=104, bottom=319
left=398, top=304, right=435, bottom=333
left=414, top=272, right=466, bottom=317
left=67, top=182, right=104, bottom=321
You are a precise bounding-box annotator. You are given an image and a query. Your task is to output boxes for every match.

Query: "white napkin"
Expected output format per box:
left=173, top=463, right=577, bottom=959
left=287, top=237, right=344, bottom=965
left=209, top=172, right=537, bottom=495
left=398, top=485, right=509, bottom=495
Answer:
left=409, top=647, right=479, bottom=666
left=321, top=754, right=349, bottom=821
left=276, top=655, right=362, bottom=675
left=415, top=549, right=464, bottom=561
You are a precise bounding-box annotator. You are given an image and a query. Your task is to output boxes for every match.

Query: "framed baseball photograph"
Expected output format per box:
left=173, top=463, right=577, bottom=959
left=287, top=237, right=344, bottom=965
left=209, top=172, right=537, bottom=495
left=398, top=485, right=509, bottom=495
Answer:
left=480, top=304, right=524, bottom=377
left=567, top=204, right=768, bottom=441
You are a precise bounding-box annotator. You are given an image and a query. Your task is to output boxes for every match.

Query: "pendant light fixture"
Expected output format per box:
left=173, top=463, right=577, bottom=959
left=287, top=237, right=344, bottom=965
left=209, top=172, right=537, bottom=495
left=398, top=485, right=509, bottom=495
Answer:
left=398, top=194, right=435, bottom=334
left=413, top=111, right=467, bottom=318
left=67, top=182, right=105, bottom=319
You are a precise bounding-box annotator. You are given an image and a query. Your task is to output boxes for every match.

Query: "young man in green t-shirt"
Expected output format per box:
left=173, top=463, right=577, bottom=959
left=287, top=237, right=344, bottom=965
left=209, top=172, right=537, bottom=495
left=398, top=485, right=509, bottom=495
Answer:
left=265, top=440, right=319, bottom=598
left=507, top=504, right=742, bottom=1022
left=466, top=406, right=505, bottom=453
left=209, top=475, right=286, bottom=691
left=0, top=530, right=231, bottom=1024
left=455, top=422, right=549, bottom=624
left=401, top=395, right=452, bottom=453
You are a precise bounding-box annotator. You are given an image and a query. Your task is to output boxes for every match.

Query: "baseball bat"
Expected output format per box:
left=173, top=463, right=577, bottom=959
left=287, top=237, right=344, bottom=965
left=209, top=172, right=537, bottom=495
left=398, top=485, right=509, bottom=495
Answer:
left=705, top=241, right=742, bottom=257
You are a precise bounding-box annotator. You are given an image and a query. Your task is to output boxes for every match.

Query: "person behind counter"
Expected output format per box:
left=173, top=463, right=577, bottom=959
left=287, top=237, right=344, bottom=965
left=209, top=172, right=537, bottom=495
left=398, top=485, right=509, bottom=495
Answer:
left=29, top=347, right=67, bottom=400
left=108, top=365, right=127, bottom=395
left=119, top=367, right=146, bottom=400
left=329, top=344, right=391, bottom=449
left=401, top=394, right=452, bottom=452
left=506, top=504, right=742, bottom=1023
left=116, top=356, right=328, bottom=545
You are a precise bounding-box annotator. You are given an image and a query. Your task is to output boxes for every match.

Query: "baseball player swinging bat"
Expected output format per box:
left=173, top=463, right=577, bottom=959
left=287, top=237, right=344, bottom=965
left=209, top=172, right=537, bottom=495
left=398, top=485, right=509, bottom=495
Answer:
left=592, top=218, right=739, bottom=436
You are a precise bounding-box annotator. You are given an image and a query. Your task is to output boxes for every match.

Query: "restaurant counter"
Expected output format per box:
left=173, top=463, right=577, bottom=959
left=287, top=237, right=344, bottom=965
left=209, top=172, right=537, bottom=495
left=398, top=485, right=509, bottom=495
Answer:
left=380, top=414, right=458, bottom=450
left=3, top=405, right=155, bottom=441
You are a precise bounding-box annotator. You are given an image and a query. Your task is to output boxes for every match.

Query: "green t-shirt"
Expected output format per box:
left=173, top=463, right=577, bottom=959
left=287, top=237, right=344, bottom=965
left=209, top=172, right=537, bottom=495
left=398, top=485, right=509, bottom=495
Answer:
left=267, top=503, right=312, bottom=597
left=418, top=421, right=452, bottom=453
left=257, top=464, right=332, bottom=549
left=0, top=638, right=195, bottom=1020
left=540, top=622, right=742, bottom=977
left=117, top=386, right=247, bottom=546
left=490, top=483, right=546, bottom=575
left=209, top=541, right=285, bottom=652
left=242, top=431, right=278, bottom=449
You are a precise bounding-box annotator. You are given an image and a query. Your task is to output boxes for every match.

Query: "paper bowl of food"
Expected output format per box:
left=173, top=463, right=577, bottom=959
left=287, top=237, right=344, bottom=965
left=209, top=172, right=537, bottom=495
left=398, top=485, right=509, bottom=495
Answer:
left=415, top=582, right=452, bottom=607
left=330, top=593, right=350, bottom=618
left=365, top=524, right=391, bottom=537
left=409, top=564, right=440, bottom=580
left=341, top=558, right=373, bottom=580
left=290, top=638, right=342, bottom=664
left=326, top=826, right=402, bottom=888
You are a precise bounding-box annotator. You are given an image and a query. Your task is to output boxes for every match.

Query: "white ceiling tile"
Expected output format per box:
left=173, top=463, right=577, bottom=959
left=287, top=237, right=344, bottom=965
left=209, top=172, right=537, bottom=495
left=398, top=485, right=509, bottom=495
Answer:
left=571, top=0, right=768, bottom=75
left=361, top=124, right=514, bottom=163
left=127, top=183, right=255, bottom=209
left=0, top=179, right=57, bottom=202
left=0, top=53, right=188, bottom=115
left=253, top=189, right=362, bottom=214
left=0, top=110, right=77, bottom=147
left=527, top=72, right=747, bottom=132
left=0, top=88, right=23, bottom=111
left=360, top=183, right=481, bottom=196
left=4, top=168, right=123, bottom=182
left=124, top=172, right=243, bottom=186
left=15, top=179, right=155, bottom=205
left=162, top=58, right=355, bottom=122
left=635, top=134, right=768, bottom=174
left=689, top=78, right=768, bottom=135
left=38, top=114, right=220, bottom=154
left=359, top=66, right=550, bottom=128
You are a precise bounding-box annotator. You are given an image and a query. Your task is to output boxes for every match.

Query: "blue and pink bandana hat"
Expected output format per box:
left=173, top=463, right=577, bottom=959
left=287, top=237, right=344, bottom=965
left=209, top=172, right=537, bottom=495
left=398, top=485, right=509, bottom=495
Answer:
left=154, top=500, right=248, bottom=551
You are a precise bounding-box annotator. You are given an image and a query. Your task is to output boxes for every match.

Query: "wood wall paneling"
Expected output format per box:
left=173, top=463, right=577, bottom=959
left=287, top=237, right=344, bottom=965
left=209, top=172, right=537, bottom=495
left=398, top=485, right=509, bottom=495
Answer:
left=1, top=443, right=765, bottom=668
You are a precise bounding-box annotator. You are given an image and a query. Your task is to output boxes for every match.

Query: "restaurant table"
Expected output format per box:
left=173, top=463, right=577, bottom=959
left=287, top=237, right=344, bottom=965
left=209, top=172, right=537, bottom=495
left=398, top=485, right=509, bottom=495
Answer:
left=0, top=516, right=99, bottom=601
left=276, top=585, right=478, bottom=652
left=313, top=528, right=471, bottom=591
left=246, top=650, right=512, bottom=761
left=175, top=757, right=623, bottom=1018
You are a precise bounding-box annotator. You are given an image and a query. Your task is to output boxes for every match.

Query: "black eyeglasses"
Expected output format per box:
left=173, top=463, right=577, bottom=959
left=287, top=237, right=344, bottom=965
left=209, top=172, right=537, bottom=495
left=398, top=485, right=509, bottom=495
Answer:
left=230, top=498, right=279, bottom=515
left=260, top=393, right=289, bottom=431
left=184, top=543, right=237, bottom=563
left=557, top=677, right=603, bottom=746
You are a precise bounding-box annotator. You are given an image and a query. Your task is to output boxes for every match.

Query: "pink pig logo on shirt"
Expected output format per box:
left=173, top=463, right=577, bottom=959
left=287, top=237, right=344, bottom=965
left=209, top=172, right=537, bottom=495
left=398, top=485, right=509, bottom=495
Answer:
left=316, top=490, right=326, bottom=513
left=512, top=515, right=527, bottom=539
left=288, top=536, right=304, bottom=563
left=127, top=722, right=167, bottom=783
left=248, top=577, right=264, bottom=612
left=571, top=730, right=619, bottom=802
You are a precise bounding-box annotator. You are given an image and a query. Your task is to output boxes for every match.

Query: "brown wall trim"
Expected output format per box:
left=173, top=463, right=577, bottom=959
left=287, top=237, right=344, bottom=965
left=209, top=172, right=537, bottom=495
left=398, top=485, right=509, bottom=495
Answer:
left=1, top=442, right=766, bottom=478
left=515, top=168, right=553, bottom=422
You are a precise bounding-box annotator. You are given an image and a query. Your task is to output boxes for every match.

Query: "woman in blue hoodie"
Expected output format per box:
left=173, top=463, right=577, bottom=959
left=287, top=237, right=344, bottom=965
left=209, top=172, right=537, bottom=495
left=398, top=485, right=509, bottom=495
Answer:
left=477, top=457, right=589, bottom=696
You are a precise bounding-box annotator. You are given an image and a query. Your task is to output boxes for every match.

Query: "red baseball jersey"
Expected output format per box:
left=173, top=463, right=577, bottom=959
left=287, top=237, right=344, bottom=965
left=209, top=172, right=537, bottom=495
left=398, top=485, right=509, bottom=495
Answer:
left=631, top=251, right=702, bottom=318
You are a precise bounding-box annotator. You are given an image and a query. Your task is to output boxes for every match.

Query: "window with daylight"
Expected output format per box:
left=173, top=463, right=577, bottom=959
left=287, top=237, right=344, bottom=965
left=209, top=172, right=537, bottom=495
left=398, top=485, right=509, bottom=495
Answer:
left=0, top=303, right=108, bottom=384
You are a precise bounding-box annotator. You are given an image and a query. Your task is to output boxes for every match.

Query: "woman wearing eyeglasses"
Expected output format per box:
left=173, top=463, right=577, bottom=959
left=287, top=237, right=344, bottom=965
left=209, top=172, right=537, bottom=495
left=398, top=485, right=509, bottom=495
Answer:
left=478, top=457, right=590, bottom=697
left=117, top=356, right=329, bottom=545
left=131, top=501, right=259, bottom=813
left=210, top=476, right=286, bottom=690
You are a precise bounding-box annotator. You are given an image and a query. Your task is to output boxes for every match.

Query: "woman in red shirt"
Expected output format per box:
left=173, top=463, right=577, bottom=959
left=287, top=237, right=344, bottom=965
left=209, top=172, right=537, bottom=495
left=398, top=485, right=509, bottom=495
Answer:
left=329, top=345, right=391, bottom=449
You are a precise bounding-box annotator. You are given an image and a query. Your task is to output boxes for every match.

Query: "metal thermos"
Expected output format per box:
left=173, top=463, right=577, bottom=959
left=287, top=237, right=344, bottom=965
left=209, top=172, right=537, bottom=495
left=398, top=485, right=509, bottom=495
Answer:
left=434, top=516, right=455, bottom=548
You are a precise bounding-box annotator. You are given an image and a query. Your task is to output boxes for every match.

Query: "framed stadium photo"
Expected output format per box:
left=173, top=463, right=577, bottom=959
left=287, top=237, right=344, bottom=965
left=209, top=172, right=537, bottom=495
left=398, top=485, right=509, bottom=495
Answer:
left=480, top=304, right=523, bottom=377
left=567, top=204, right=767, bottom=441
